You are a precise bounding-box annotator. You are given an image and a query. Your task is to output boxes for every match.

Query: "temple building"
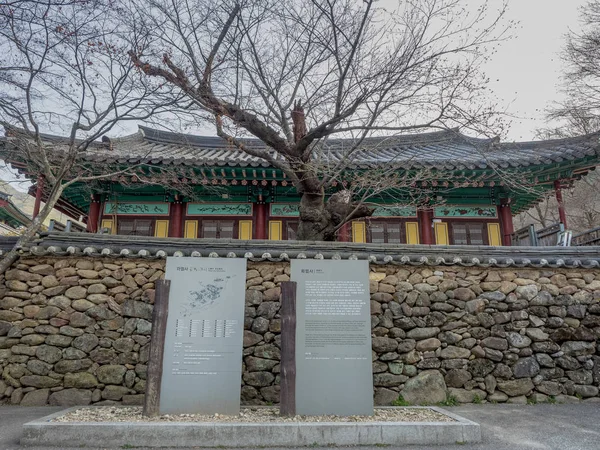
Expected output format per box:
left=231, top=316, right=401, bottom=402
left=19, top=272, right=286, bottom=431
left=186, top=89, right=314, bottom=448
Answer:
left=2, top=126, right=599, bottom=245
left=0, top=191, right=31, bottom=235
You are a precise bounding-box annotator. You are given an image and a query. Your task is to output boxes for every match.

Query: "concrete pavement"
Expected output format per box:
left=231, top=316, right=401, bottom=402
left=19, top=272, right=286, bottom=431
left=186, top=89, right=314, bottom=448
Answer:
left=1, top=403, right=599, bottom=449
left=450, top=403, right=600, bottom=450
left=0, top=406, right=62, bottom=450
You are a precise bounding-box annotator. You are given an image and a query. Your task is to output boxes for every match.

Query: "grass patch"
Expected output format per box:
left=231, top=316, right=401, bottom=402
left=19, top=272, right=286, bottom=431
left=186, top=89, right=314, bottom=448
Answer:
left=391, top=395, right=411, bottom=407
left=438, top=395, right=458, bottom=407
left=472, top=394, right=482, bottom=404
left=548, top=395, right=557, bottom=404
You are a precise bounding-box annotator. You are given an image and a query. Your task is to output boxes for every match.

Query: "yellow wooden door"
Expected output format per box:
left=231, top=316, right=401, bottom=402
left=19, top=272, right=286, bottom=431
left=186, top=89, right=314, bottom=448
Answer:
left=434, top=222, right=449, bottom=245
left=268, top=221, right=282, bottom=240
left=239, top=220, right=253, bottom=240
left=487, top=223, right=502, bottom=246
left=352, top=221, right=366, bottom=243
left=184, top=220, right=198, bottom=238
left=154, top=220, right=169, bottom=238
left=405, top=222, right=420, bottom=244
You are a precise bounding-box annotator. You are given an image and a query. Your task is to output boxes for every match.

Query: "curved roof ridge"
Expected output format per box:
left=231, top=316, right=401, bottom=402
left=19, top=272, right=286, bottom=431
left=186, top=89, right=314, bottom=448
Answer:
left=136, top=125, right=488, bottom=147
left=327, top=127, right=467, bottom=144
left=138, top=125, right=263, bottom=148
left=498, top=130, right=600, bottom=148
left=3, top=123, right=548, bottom=149
left=133, top=125, right=600, bottom=149
left=3, top=124, right=143, bottom=148
left=111, top=129, right=145, bottom=143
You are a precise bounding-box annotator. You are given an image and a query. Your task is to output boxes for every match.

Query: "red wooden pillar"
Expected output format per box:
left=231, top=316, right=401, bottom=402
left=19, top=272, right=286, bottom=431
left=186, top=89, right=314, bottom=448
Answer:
left=169, top=198, right=184, bottom=238
left=554, top=180, right=568, bottom=228
left=169, top=201, right=184, bottom=237
left=418, top=208, right=433, bottom=244
left=498, top=199, right=514, bottom=246
left=255, top=203, right=267, bottom=239
left=32, top=175, right=44, bottom=219
left=86, top=194, right=101, bottom=233
left=338, top=222, right=350, bottom=242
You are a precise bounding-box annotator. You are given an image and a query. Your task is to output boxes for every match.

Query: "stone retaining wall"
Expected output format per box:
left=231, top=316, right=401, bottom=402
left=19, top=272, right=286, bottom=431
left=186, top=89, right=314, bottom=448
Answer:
left=1, top=256, right=599, bottom=407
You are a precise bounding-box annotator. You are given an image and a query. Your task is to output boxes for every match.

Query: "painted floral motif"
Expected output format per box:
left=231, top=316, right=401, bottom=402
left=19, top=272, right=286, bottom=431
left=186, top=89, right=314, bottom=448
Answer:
left=434, top=206, right=496, bottom=218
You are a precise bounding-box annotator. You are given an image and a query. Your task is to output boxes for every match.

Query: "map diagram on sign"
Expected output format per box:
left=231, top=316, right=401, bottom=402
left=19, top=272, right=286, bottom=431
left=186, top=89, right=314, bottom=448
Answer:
left=179, top=275, right=235, bottom=317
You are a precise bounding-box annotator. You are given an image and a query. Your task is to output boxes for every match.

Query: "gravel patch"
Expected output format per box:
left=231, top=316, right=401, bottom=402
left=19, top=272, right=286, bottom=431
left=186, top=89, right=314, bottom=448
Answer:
left=53, top=406, right=454, bottom=423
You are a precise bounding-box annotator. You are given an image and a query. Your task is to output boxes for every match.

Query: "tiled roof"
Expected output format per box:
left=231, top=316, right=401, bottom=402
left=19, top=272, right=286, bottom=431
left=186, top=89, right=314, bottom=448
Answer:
left=0, top=235, right=18, bottom=250
left=4, top=232, right=599, bottom=269
left=122, top=127, right=600, bottom=171
left=0, top=190, right=32, bottom=228
left=4, top=126, right=600, bottom=172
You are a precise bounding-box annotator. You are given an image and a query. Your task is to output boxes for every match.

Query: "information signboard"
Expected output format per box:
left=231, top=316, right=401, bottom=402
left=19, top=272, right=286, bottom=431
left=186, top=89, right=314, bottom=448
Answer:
left=161, top=257, right=246, bottom=415
left=291, top=260, right=373, bottom=416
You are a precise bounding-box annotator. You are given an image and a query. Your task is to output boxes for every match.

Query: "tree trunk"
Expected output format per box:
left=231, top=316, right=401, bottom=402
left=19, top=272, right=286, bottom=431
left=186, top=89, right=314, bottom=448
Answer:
left=534, top=204, right=547, bottom=228
left=291, top=103, right=374, bottom=241
left=296, top=189, right=375, bottom=241
left=0, top=249, right=20, bottom=278
left=297, top=192, right=336, bottom=241
left=292, top=102, right=335, bottom=241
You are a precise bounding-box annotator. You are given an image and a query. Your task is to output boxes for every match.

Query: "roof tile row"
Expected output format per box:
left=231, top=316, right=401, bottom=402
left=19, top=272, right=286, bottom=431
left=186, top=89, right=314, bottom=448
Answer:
left=5, top=125, right=599, bottom=172
left=2, top=233, right=598, bottom=269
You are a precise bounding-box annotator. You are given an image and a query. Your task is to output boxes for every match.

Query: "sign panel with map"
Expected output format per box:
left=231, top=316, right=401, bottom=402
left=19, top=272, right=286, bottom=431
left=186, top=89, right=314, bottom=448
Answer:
left=291, top=260, right=373, bottom=416
left=161, top=257, right=247, bottom=414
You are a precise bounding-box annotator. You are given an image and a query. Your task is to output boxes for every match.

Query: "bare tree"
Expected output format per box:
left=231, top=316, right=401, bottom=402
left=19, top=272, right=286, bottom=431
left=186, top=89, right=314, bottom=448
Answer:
left=528, top=0, right=600, bottom=236
left=567, top=173, right=600, bottom=231
left=125, top=0, right=510, bottom=241
left=515, top=193, right=557, bottom=231
left=516, top=172, right=600, bottom=234
left=0, top=0, right=188, bottom=273
left=542, top=1, right=600, bottom=137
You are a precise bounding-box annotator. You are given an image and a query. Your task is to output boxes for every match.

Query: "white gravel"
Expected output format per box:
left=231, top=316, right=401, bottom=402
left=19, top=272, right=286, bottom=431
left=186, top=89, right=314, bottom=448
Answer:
left=53, top=406, right=454, bottom=423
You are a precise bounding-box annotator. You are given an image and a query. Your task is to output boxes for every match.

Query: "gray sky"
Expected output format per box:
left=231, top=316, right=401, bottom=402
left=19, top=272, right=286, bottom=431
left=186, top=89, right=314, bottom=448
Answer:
left=0, top=0, right=591, bottom=192
left=484, top=0, right=587, bottom=140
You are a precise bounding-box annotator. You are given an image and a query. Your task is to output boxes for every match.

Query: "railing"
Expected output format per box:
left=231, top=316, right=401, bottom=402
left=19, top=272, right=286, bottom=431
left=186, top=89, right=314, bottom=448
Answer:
left=511, top=224, right=537, bottom=246
left=48, top=219, right=86, bottom=233
left=536, top=223, right=565, bottom=246
left=512, top=222, right=572, bottom=246
left=572, top=226, right=600, bottom=246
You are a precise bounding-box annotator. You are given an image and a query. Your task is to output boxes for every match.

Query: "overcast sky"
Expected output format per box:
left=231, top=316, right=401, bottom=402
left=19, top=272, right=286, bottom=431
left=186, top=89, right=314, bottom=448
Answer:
left=129, top=0, right=589, bottom=141
left=0, top=0, right=591, bottom=191
left=483, top=0, right=588, bottom=140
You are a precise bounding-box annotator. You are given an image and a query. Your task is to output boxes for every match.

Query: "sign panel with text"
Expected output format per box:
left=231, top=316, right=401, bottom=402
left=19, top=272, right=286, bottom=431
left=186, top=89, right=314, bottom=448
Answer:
left=291, top=259, right=373, bottom=416
left=161, top=257, right=246, bottom=415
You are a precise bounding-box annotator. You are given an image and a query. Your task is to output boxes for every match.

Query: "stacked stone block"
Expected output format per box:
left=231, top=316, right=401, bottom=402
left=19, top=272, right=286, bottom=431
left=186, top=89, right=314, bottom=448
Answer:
left=0, top=258, right=160, bottom=406
left=1, top=256, right=599, bottom=406
left=368, top=267, right=600, bottom=405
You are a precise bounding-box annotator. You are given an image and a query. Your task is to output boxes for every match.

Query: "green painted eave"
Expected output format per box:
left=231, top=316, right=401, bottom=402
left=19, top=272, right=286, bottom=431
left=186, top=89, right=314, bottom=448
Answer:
left=49, top=155, right=599, bottom=218
left=0, top=207, right=30, bottom=228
